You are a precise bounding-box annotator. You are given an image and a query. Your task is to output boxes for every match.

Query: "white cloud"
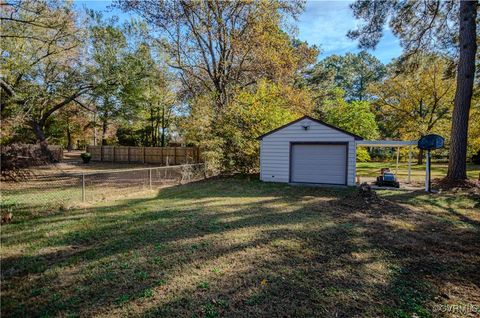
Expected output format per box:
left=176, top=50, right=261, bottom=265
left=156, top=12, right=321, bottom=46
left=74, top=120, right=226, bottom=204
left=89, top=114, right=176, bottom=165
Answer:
left=298, top=1, right=357, bottom=52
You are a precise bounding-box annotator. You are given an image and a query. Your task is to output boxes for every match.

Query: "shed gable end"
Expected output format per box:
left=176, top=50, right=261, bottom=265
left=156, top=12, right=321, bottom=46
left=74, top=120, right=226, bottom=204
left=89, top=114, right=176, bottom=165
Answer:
left=262, top=118, right=355, bottom=141
left=257, top=116, right=363, bottom=141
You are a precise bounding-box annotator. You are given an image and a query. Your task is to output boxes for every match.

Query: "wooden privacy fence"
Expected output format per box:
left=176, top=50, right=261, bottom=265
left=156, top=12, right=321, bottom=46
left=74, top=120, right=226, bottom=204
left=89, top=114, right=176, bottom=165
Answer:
left=86, top=146, right=201, bottom=165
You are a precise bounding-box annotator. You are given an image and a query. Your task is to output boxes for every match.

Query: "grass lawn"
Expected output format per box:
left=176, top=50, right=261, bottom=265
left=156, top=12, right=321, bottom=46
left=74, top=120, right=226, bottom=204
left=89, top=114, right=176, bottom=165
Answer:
left=1, top=176, right=479, bottom=317
left=357, top=162, right=480, bottom=183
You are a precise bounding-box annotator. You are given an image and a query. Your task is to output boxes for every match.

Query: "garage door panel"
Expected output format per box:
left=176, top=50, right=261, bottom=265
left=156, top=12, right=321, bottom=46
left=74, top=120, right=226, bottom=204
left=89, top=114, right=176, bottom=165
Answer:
left=290, top=144, right=347, bottom=184
left=294, top=158, right=346, bottom=163
left=292, top=150, right=345, bottom=156
left=293, top=160, right=345, bottom=166
left=293, top=170, right=346, bottom=176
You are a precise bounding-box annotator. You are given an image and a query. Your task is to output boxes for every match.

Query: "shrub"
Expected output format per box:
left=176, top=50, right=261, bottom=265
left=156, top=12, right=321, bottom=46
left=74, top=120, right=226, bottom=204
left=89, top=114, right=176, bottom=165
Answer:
left=356, top=148, right=371, bottom=162
left=80, top=152, right=92, bottom=163
left=472, top=150, right=480, bottom=165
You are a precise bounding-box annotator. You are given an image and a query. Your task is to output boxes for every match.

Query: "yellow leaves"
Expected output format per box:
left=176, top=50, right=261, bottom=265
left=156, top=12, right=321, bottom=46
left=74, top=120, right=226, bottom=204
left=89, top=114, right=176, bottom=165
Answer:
left=182, top=80, right=314, bottom=172
left=369, top=56, right=455, bottom=140
left=239, top=2, right=317, bottom=85
left=322, top=99, right=379, bottom=140
left=467, top=105, right=480, bottom=156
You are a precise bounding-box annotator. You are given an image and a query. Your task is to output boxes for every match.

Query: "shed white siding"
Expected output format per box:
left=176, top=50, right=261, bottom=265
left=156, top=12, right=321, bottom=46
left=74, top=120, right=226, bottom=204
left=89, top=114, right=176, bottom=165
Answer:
left=260, top=117, right=357, bottom=186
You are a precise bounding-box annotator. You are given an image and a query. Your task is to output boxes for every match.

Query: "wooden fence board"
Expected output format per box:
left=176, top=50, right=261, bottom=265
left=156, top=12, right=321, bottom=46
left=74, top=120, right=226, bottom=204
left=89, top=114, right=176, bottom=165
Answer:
left=129, top=147, right=143, bottom=163
left=89, top=146, right=102, bottom=161
left=86, top=146, right=201, bottom=165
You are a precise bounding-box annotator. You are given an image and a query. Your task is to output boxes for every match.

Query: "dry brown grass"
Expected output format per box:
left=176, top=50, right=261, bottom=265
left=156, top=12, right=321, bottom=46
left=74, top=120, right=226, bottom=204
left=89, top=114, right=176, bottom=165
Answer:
left=29, top=151, right=163, bottom=176
left=1, top=176, right=479, bottom=317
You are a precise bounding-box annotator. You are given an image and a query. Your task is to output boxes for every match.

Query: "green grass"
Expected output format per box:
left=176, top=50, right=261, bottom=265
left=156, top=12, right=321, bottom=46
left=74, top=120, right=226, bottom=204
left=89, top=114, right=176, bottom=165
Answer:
left=357, top=162, right=480, bottom=181
left=1, top=176, right=479, bottom=317
left=1, top=183, right=154, bottom=217
left=1, top=186, right=82, bottom=214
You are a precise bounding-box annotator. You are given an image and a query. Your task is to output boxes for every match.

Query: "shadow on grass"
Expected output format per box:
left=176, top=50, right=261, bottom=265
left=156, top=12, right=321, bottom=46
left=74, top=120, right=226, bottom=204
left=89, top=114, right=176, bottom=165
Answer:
left=380, top=190, right=480, bottom=228
left=1, top=177, right=479, bottom=317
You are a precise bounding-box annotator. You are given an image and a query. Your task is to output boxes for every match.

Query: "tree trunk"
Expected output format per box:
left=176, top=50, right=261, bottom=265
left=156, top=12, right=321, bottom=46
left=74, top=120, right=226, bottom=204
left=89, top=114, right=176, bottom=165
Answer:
left=101, top=109, right=109, bottom=146
left=161, top=106, right=166, bottom=147
left=149, top=106, right=154, bottom=146
left=93, top=112, right=97, bottom=146
left=447, top=0, right=477, bottom=180
left=66, top=123, right=72, bottom=152
left=417, top=148, right=424, bottom=165
left=31, top=121, right=55, bottom=162
left=155, top=107, right=161, bottom=147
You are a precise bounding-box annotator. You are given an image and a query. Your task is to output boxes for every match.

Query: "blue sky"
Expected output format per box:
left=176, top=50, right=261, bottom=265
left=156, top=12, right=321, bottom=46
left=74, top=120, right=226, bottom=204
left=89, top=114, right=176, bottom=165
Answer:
left=298, top=1, right=402, bottom=63
left=75, top=0, right=402, bottom=64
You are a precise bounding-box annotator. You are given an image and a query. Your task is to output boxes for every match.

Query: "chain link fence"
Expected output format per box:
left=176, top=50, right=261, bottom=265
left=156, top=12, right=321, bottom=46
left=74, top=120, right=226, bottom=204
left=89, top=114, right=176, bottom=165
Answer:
left=1, top=163, right=207, bottom=215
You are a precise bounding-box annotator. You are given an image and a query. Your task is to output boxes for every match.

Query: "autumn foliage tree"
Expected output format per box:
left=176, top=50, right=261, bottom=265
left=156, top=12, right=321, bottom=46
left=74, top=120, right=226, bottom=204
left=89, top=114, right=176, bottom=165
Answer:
left=1, top=0, right=90, bottom=159
left=119, top=0, right=318, bottom=171
left=369, top=56, right=456, bottom=164
left=348, top=0, right=478, bottom=180
left=307, top=51, right=386, bottom=102
left=116, top=0, right=316, bottom=111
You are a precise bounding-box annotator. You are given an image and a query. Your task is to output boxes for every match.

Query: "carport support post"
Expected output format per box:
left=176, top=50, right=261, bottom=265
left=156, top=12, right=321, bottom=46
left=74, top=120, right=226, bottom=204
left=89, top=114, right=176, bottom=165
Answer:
left=407, top=146, right=412, bottom=183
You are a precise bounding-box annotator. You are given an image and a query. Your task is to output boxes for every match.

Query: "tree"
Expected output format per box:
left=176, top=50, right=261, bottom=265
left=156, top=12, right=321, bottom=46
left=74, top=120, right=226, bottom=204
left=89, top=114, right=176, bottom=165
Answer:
left=468, top=104, right=480, bottom=159
left=116, top=0, right=316, bottom=111
left=46, top=105, right=91, bottom=151
left=448, top=1, right=478, bottom=179
left=1, top=2, right=180, bottom=153
left=316, top=96, right=379, bottom=163
left=307, top=51, right=385, bottom=101
left=86, top=13, right=129, bottom=145
left=369, top=55, right=455, bottom=163
left=315, top=93, right=379, bottom=141
left=111, top=20, right=178, bottom=147
left=1, top=0, right=90, bottom=158
left=118, top=0, right=318, bottom=171
left=348, top=0, right=478, bottom=180
left=182, top=80, right=314, bottom=172
left=118, top=48, right=177, bottom=147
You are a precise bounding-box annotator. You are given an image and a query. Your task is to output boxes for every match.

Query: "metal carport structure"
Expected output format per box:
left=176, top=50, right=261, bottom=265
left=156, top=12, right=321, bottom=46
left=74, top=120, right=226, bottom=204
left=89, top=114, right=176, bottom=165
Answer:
left=355, top=140, right=417, bottom=184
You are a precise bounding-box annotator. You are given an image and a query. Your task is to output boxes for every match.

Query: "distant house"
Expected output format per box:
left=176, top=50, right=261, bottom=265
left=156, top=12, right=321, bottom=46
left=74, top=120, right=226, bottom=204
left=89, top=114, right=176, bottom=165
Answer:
left=257, top=116, right=363, bottom=186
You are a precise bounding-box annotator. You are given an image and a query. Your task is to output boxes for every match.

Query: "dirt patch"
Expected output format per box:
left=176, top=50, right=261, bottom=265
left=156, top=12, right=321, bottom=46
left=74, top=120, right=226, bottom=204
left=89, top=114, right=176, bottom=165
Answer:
left=341, top=183, right=391, bottom=212
left=433, top=177, right=480, bottom=194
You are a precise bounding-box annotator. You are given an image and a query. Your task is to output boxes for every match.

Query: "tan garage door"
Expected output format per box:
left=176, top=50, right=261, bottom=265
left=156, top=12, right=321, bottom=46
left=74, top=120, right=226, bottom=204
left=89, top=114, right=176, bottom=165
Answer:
left=290, top=144, right=347, bottom=185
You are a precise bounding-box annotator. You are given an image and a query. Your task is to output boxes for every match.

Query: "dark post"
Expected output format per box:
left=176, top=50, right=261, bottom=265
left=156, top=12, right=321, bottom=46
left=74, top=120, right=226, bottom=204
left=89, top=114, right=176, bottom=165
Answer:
left=428, top=150, right=431, bottom=192
left=426, top=150, right=431, bottom=193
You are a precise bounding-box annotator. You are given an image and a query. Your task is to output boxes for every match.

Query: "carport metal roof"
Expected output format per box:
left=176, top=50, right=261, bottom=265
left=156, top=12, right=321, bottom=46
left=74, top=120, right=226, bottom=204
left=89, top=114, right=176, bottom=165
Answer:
left=356, top=140, right=417, bottom=147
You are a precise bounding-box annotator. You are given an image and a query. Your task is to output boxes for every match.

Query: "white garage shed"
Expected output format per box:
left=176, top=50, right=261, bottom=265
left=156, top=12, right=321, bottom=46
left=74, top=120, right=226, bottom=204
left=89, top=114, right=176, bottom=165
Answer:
left=257, top=116, right=363, bottom=186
